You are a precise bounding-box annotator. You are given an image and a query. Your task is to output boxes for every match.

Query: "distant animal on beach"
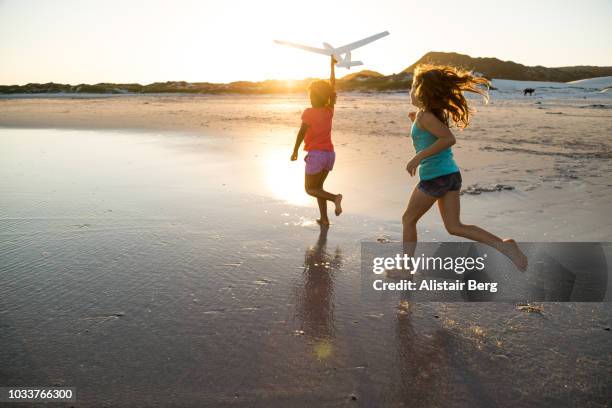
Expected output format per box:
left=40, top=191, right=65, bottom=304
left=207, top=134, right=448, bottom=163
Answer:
left=524, top=88, right=535, bottom=96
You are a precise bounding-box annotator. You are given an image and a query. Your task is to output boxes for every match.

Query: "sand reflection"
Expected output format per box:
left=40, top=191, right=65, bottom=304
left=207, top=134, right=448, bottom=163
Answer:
left=294, top=225, right=343, bottom=358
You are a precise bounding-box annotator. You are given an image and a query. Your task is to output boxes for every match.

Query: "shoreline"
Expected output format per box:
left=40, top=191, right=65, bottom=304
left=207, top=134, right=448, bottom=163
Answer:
left=2, top=93, right=612, bottom=240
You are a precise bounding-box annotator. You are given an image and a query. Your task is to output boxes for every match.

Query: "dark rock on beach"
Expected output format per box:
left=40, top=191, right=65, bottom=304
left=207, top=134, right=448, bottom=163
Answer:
left=461, top=184, right=515, bottom=195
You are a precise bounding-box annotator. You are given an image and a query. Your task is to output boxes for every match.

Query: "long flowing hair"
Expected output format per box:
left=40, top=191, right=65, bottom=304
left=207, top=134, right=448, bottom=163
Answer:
left=412, top=64, right=490, bottom=129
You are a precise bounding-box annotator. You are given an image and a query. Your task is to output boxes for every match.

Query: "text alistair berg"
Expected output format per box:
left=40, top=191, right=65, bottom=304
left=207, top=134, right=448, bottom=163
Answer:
left=371, top=254, right=498, bottom=293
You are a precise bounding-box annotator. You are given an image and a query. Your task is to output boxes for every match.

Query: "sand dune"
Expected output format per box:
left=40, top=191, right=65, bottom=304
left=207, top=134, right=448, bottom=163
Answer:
left=568, top=75, right=612, bottom=89
left=492, top=76, right=612, bottom=92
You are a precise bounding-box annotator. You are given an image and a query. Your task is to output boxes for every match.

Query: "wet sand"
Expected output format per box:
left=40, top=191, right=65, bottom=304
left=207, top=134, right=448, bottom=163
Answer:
left=1, top=93, right=612, bottom=407
left=2, top=92, right=612, bottom=239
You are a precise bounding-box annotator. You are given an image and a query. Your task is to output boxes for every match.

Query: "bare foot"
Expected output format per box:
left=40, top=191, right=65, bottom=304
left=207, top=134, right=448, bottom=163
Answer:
left=316, top=218, right=330, bottom=226
left=502, top=239, right=528, bottom=272
left=334, top=194, right=343, bottom=216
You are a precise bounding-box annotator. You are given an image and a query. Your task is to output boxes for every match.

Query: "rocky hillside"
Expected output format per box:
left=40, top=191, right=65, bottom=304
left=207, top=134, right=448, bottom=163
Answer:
left=403, top=51, right=612, bottom=82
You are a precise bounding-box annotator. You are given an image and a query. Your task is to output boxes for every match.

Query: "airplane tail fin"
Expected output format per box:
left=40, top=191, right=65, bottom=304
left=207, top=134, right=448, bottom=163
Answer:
left=337, top=60, right=363, bottom=69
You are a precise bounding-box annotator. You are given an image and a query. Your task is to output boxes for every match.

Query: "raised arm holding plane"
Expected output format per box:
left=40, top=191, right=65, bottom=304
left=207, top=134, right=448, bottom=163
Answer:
left=291, top=56, right=337, bottom=161
left=330, top=56, right=337, bottom=106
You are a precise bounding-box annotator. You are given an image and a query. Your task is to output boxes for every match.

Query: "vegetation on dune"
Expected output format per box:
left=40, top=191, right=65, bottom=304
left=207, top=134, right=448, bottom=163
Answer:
left=0, top=73, right=413, bottom=95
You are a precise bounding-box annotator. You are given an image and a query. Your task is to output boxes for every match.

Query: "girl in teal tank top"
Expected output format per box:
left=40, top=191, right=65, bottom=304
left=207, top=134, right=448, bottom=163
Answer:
left=402, top=64, right=528, bottom=272
left=411, top=120, right=459, bottom=180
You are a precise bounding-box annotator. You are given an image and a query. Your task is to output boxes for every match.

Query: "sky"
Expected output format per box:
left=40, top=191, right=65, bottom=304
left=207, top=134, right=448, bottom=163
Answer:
left=1, top=0, right=611, bottom=85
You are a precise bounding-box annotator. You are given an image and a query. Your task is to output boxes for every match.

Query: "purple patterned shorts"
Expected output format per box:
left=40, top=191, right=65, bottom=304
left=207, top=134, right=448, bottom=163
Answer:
left=418, top=172, right=462, bottom=198
left=304, top=150, right=336, bottom=175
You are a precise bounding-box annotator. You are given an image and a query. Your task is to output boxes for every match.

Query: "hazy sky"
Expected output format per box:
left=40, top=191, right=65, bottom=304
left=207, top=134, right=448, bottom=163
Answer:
left=1, top=0, right=611, bottom=85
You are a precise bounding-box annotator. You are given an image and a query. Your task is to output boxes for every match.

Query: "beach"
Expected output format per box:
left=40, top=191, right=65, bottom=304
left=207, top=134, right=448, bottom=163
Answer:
left=2, top=91, right=612, bottom=239
left=1, top=91, right=612, bottom=406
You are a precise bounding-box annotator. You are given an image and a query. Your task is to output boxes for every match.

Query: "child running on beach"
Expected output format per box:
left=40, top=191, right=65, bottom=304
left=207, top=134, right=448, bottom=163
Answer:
left=291, top=56, right=343, bottom=225
left=404, top=65, right=528, bottom=271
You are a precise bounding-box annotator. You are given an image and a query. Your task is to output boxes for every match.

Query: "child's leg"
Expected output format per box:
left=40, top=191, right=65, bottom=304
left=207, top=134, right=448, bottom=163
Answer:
left=437, top=190, right=528, bottom=271
left=392, top=187, right=437, bottom=278
left=319, top=170, right=342, bottom=217
left=437, top=191, right=503, bottom=244
left=316, top=171, right=329, bottom=223
left=402, top=187, right=438, bottom=244
left=305, top=171, right=339, bottom=222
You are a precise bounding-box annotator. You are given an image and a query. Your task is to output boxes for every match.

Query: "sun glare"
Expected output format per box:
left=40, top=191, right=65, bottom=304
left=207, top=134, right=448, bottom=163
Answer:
left=261, top=148, right=311, bottom=206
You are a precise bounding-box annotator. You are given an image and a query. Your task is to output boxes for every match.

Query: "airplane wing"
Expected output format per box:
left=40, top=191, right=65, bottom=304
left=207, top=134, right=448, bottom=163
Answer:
left=273, top=40, right=332, bottom=56
left=332, top=31, right=389, bottom=55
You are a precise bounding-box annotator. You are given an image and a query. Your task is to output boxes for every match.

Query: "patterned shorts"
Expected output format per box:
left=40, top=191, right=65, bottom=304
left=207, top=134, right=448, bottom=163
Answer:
left=418, top=172, right=462, bottom=198
left=304, top=150, right=336, bottom=175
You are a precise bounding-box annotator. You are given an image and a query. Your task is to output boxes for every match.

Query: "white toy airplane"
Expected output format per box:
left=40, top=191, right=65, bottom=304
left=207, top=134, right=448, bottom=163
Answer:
left=274, top=31, right=389, bottom=69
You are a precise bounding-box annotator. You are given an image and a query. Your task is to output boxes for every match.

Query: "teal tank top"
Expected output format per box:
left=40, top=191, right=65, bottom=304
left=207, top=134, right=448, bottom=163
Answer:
left=411, top=121, right=460, bottom=180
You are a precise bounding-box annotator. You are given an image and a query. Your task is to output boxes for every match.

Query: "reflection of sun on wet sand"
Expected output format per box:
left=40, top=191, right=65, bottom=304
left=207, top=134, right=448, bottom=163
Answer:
left=262, top=148, right=311, bottom=206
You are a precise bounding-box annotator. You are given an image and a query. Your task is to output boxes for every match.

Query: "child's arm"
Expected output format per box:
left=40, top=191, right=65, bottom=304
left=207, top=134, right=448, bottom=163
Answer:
left=406, top=112, right=456, bottom=176
left=290, top=123, right=309, bottom=161
left=330, top=56, right=337, bottom=106
left=330, top=56, right=336, bottom=89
